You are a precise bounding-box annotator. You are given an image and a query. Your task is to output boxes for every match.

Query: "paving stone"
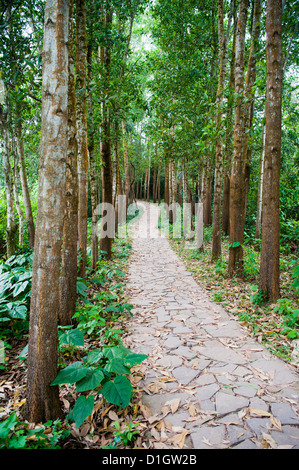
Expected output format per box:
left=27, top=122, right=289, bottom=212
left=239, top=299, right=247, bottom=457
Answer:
left=142, top=392, right=191, bottom=416
left=215, top=391, right=249, bottom=415
left=270, top=402, right=299, bottom=425
left=172, top=366, right=200, bottom=385
left=172, top=346, right=196, bottom=359
left=190, top=425, right=227, bottom=449
left=195, top=374, right=216, bottom=386
left=217, top=412, right=242, bottom=425
left=197, top=343, right=247, bottom=364
left=199, top=400, right=216, bottom=412
left=232, top=439, right=259, bottom=449
left=163, top=337, right=182, bottom=350
left=226, top=425, right=253, bottom=447
left=271, top=425, right=299, bottom=449
left=249, top=397, right=269, bottom=413
left=233, top=384, right=258, bottom=398
left=196, top=383, right=220, bottom=401
left=246, top=418, right=271, bottom=439
left=155, top=355, right=183, bottom=368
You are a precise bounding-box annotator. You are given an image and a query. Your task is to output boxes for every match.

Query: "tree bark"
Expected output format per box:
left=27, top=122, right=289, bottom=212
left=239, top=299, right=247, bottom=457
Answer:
left=100, top=8, right=113, bottom=259
left=228, top=0, right=249, bottom=277
left=16, top=119, right=35, bottom=247
left=212, top=0, right=229, bottom=260
left=59, top=0, right=78, bottom=326
left=87, top=8, right=98, bottom=270
left=13, top=151, right=24, bottom=247
left=0, top=96, right=17, bottom=259
left=76, top=0, right=88, bottom=278
left=258, top=0, right=283, bottom=301
left=26, top=0, right=69, bottom=422
left=222, top=1, right=237, bottom=236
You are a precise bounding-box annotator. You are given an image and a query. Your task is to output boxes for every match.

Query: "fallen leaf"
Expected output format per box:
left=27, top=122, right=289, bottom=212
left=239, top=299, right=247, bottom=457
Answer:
left=270, top=415, right=282, bottom=431
left=249, top=408, right=272, bottom=417
left=168, top=430, right=189, bottom=448
left=108, top=410, right=119, bottom=421
left=261, top=432, right=277, bottom=449
left=166, top=398, right=180, bottom=413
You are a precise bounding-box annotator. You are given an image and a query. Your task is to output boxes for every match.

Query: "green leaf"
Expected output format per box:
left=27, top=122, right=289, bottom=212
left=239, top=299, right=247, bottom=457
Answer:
left=13, top=281, right=29, bottom=297
left=59, top=328, right=85, bottom=346
left=72, top=395, right=94, bottom=428
left=87, top=349, right=104, bottom=364
left=51, top=362, right=88, bottom=386
left=124, top=353, right=148, bottom=367
left=75, top=367, right=105, bottom=392
left=104, top=358, right=131, bottom=375
left=101, top=375, right=133, bottom=408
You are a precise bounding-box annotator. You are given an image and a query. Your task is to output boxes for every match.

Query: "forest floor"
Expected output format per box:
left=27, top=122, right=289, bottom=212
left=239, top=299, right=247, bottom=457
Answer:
left=123, top=201, right=299, bottom=449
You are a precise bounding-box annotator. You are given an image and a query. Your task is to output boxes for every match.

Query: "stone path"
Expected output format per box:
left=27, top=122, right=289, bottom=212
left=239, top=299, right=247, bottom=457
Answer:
left=124, top=202, right=299, bottom=449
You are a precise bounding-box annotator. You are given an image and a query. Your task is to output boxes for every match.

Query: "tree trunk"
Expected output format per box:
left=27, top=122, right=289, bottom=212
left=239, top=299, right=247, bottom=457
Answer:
left=255, top=121, right=265, bottom=240
left=228, top=0, right=249, bottom=277
left=13, top=151, right=24, bottom=247
left=222, top=1, right=237, bottom=236
left=242, top=0, right=261, bottom=221
left=258, top=0, right=283, bottom=301
left=87, top=10, right=98, bottom=270
left=0, top=97, right=17, bottom=259
left=164, top=160, right=169, bottom=207
left=153, top=161, right=157, bottom=203
left=157, top=161, right=161, bottom=204
left=26, top=0, right=69, bottom=423
left=202, top=158, right=212, bottom=226
left=76, top=0, right=88, bottom=278
left=16, top=119, right=35, bottom=247
left=122, top=119, right=130, bottom=209
left=59, top=0, right=78, bottom=326
left=212, top=0, right=229, bottom=260
left=100, top=9, right=113, bottom=259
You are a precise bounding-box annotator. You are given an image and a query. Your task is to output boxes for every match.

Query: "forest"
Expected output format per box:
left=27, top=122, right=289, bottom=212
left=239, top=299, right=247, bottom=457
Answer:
left=0, top=0, right=298, bottom=450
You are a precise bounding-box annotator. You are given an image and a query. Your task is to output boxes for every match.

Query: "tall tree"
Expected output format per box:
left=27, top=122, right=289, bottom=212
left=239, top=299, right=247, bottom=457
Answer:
left=59, top=0, right=78, bottom=326
left=76, top=0, right=88, bottom=278
left=211, top=0, right=233, bottom=260
left=26, top=0, right=69, bottom=422
left=0, top=82, right=17, bottom=258
left=228, top=0, right=249, bottom=277
left=100, top=7, right=113, bottom=259
left=258, top=0, right=283, bottom=301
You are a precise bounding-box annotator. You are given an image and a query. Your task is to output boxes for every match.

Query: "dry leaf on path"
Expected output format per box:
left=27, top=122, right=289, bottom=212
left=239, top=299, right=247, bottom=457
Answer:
left=168, top=430, right=189, bottom=449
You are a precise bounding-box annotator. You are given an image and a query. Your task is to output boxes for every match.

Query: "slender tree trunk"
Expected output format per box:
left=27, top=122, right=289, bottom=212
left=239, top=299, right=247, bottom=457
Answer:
left=242, top=0, right=261, bottom=221
left=59, top=0, right=78, bottom=326
left=258, top=0, right=283, bottom=301
left=100, top=9, right=113, bottom=259
left=228, top=0, right=249, bottom=277
left=157, top=161, right=161, bottom=204
left=212, top=0, right=229, bottom=260
left=122, top=119, right=130, bottom=209
left=13, top=152, right=24, bottom=247
left=164, top=160, right=169, bottom=206
left=76, top=0, right=88, bottom=278
left=255, top=121, right=265, bottom=240
left=16, top=119, right=35, bottom=247
left=153, top=161, right=157, bottom=203
left=202, top=157, right=212, bottom=226
left=0, top=98, right=17, bottom=258
left=222, top=1, right=237, bottom=236
left=26, top=0, right=69, bottom=422
left=87, top=10, right=98, bottom=270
